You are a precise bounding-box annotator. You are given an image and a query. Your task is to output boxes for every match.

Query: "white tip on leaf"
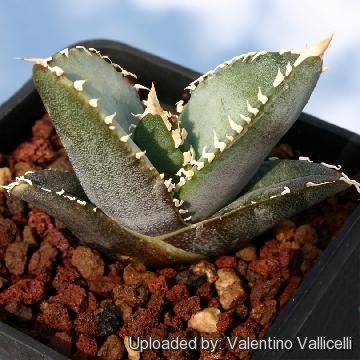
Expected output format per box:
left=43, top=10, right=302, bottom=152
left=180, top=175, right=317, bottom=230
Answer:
left=140, top=83, right=172, bottom=129
left=17, top=57, right=50, bottom=67
left=292, top=34, right=333, bottom=67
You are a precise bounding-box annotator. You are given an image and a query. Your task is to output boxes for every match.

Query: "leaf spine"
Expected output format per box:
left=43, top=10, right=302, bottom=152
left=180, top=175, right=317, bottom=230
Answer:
left=213, top=131, right=226, bottom=152
left=64, top=195, right=76, bottom=201
left=339, top=173, right=360, bottom=193
left=257, top=88, right=268, bottom=104
left=240, top=113, right=251, bottom=124
left=48, top=66, right=64, bottom=77
left=321, top=162, right=341, bottom=170
left=176, top=177, right=187, bottom=188
left=176, top=100, right=184, bottom=113
left=306, top=181, right=334, bottom=187
left=292, top=34, right=333, bottom=67
left=75, top=46, right=92, bottom=55
left=164, top=178, right=175, bottom=192
left=59, top=48, right=69, bottom=57
left=120, top=134, right=131, bottom=142
left=190, top=160, right=205, bottom=171
left=135, top=150, right=146, bottom=159
left=285, top=62, right=293, bottom=76
left=133, top=84, right=150, bottom=91
left=104, top=112, right=116, bottom=125
left=281, top=186, right=291, bottom=195
left=251, top=50, right=267, bottom=61
left=40, top=187, right=52, bottom=193
left=273, top=68, right=285, bottom=87
left=173, top=198, right=184, bottom=207
left=226, top=134, right=234, bottom=142
left=246, top=100, right=259, bottom=116
left=228, top=115, right=243, bottom=134
left=299, top=156, right=313, bottom=162
left=73, top=80, right=86, bottom=91
left=202, top=146, right=215, bottom=163
left=88, top=98, right=99, bottom=108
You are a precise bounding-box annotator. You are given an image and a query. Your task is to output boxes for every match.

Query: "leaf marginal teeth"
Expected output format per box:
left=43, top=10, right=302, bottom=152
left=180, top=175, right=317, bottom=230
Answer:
left=89, top=98, right=99, bottom=107
left=228, top=115, right=243, bottom=134
left=73, top=80, right=86, bottom=91
left=257, top=87, right=268, bottom=104
left=120, top=134, right=131, bottom=142
left=48, top=66, right=64, bottom=77
left=285, top=62, right=293, bottom=76
left=246, top=100, right=259, bottom=116
left=133, top=84, right=150, bottom=91
left=104, top=112, right=116, bottom=125
left=321, top=162, right=341, bottom=170
left=281, top=186, right=291, bottom=195
left=213, top=131, right=227, bottom=152
left=40, top=187, right=52, bottom=192
left=202, top=146, right=215, bottom=163
left=59, top=48, right=69, bottom=57
left=273, top=68, right=285, bottom=87
left=240, top=113, right=251, bottom=124
left=176, top=100, right=185, bottom=113
left=172, top=198, right=184, bottom=207
left=135, top=150, right=146, bottom=159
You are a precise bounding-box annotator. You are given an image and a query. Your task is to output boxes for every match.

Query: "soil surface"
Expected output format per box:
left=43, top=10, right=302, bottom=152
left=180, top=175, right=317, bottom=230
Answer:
left=0, top=114, right=358, bottom=359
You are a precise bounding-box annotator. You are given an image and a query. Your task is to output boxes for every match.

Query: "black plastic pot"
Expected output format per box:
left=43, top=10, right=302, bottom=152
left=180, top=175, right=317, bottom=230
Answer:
left=0, top=40, right=359, bottom=360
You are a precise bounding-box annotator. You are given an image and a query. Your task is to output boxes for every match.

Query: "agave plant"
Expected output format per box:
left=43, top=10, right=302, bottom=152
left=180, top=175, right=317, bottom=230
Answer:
left=3, top=35, right=359, bottom=266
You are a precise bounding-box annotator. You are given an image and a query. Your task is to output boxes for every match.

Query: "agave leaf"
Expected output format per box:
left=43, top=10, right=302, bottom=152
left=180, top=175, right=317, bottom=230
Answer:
left=23, top=169, right=88, bottom=200
left=177, top=37, right=332, bottom=222
left=133, top=114, right=184, bottom=176
left=9, top=180, right=203, bottom=267
left=32, top=49, right=184, bottom=235
left=42, top=47, right=143, bottom=131
left=161, top=160, right=350, bottom=256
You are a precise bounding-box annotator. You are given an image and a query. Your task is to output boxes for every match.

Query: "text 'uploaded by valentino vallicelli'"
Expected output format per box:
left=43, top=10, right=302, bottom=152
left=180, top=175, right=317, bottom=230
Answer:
left=127, top=335, right=354, bottom=353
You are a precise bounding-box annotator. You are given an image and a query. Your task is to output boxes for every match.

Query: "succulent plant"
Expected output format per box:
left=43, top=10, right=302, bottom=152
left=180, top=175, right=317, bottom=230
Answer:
left=3, top=36, right=360, bottom=266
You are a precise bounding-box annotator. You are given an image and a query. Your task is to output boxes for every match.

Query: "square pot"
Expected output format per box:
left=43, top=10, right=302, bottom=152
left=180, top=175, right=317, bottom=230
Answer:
left=0, top=40, right=359, bottom=359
